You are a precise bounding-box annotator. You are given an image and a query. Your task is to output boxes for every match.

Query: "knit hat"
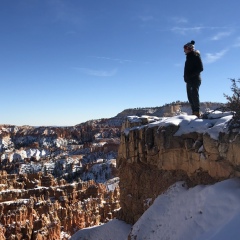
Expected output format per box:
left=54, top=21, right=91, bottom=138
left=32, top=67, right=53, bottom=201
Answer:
left=184, top=40, right=195, bottom=51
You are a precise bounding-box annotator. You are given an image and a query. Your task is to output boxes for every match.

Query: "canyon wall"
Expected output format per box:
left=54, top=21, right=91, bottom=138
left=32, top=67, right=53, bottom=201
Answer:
left=117, top=115, right=240, bottom=224
left=0, top=170, right=120, bottom=240
left=0, top=118, right=123, bottom=239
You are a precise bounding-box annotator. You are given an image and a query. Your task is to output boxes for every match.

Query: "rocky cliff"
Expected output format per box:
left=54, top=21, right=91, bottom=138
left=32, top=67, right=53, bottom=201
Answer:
left=0, top=170, right=120, bottom=240
left=0, top=118, right=122, bottom=239
left=117, top=113, right=240, bottom=224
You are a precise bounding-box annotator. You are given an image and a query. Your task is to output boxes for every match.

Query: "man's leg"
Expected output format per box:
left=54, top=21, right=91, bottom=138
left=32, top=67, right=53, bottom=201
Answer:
left=191, top=81, right=201, bottom=115
left=186, top=83, right=194, bottom=112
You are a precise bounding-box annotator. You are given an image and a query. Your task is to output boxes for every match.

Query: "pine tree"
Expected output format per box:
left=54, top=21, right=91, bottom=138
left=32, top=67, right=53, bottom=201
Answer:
left=224, top=78, right=240, bottom=129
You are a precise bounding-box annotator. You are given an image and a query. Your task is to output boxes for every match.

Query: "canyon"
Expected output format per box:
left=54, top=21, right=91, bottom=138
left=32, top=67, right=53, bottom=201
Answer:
left=0, top=117, right=122, bottom=239
left=0, top=102, right=224, bottom=239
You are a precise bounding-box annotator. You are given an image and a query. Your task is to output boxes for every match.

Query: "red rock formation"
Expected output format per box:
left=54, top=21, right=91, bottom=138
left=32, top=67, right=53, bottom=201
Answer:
left=0, top=171, right=120, bottom=239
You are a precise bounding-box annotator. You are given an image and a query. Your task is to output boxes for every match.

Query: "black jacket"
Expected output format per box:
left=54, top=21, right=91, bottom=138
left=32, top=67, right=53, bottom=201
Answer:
left=184, top=51, right=203, bottom=83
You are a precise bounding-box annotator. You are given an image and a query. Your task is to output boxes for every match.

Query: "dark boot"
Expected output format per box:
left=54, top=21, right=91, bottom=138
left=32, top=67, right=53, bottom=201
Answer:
left=192, top=111, right=200, bottom=118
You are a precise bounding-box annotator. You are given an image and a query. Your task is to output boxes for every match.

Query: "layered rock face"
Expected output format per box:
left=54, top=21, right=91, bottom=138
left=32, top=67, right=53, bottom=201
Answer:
left=117, top=115, right=240, bottom=224
left=0, top=170, right=120, bottom=240
left=0, top=118, right=122, bottom=239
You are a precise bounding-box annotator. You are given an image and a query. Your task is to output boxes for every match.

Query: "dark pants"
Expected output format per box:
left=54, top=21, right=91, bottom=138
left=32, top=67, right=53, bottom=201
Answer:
left=186, top=81, right=201, bottom=113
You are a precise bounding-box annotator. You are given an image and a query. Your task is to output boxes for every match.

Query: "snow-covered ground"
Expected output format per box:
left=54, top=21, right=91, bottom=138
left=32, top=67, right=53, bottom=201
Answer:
left=70, top=178, right=240, bottom=240
left=126, top=110, right=233, bottom=141
left=70, top=219, right=132, bottom=240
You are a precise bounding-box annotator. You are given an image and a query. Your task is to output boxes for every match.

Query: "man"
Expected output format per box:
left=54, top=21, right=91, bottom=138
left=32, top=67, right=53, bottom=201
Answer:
left=183, top=40, right=203, bottom=118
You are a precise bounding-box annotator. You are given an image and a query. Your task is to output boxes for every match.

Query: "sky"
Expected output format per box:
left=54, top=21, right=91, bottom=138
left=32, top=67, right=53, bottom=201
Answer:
left=70, top=178, right=240, bottom=240
left=1, top=0, right=240, bottom=126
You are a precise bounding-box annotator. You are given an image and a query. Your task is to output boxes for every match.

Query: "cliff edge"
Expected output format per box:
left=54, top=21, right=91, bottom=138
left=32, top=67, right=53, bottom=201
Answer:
left=117, top=111, right=240, bottom=224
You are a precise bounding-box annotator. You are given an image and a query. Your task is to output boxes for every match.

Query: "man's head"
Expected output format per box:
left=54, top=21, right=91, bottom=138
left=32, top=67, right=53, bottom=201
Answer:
left=184, top=40, right=195, bottom=54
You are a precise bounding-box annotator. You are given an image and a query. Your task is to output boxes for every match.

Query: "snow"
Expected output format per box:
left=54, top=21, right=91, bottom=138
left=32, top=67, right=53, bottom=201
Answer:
left=129, top=179, right=240, bottom=240
left=70, top=219, right=132, bottom=240
left=127, top=111, right=233, bottom=140
left=81, top=159, right=117, bottom=184
left=71, top=178, right=240, bottom=240
left=0, top=199, right=30, bottom=205
left=105, top=177, right=119, bottom=191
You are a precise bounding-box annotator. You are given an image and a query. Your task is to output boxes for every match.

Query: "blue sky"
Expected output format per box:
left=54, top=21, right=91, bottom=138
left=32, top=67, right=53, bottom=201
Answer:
left=1, top=0, right=240, bottom=126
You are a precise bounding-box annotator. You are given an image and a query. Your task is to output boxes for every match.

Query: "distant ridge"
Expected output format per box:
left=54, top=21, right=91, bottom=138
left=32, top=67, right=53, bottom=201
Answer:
left=116, top=101, right=224, bottom=118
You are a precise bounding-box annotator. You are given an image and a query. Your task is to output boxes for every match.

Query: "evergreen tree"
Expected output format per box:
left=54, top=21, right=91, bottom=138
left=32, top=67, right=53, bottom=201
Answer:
left=224, top=78, right=240, bottom=129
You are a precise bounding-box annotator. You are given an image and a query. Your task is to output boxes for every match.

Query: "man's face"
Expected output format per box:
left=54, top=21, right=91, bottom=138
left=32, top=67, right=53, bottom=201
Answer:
left=184, top=48, right=191, bottom=54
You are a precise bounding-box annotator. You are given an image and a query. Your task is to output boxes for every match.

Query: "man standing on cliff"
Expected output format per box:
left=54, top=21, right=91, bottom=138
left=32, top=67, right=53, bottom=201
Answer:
left=183, top=40, right=203, bottom=118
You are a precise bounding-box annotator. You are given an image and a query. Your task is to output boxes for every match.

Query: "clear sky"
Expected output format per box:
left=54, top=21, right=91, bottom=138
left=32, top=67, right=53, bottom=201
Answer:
left=1, top=0, right=240, bottom=126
